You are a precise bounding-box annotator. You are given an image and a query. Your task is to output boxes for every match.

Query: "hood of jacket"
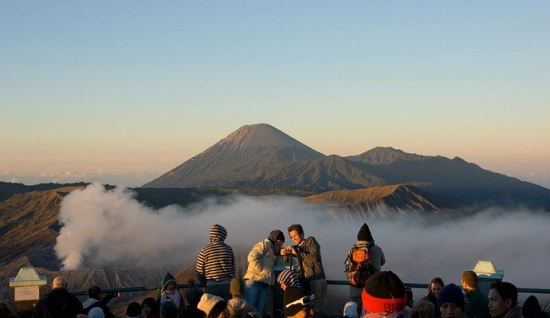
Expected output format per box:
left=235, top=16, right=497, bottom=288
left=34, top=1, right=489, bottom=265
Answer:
left=210, top=224, right=227, bottom=242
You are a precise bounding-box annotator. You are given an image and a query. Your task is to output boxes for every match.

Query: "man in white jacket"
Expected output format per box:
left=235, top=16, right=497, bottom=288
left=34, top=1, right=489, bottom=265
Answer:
left=244, top=230, right=285, bottom=317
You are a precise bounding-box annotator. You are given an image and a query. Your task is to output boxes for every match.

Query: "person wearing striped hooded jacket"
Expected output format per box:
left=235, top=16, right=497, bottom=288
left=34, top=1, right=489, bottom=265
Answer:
left=196, top=224, right=236, bottom=301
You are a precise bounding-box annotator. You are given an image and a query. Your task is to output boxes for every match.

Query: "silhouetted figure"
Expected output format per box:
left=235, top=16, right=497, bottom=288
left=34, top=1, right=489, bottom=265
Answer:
left=522, top=295, right=549, bottom=318
left=82, top=286, right=116, bottom=318
left=33, top=276, right=83, bottom=318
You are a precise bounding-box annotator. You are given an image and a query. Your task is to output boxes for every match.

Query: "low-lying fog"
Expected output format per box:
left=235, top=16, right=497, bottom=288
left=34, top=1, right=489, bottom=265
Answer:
left=56, top=183, right=550, bottom=303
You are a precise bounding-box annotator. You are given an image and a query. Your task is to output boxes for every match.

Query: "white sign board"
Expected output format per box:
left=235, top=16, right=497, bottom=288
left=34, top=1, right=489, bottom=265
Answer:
left=14, top=286, right=40, bottom=301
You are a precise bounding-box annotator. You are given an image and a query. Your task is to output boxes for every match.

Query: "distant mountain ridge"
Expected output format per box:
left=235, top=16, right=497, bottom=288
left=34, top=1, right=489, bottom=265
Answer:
left=144, top=123, right=550, bottom=207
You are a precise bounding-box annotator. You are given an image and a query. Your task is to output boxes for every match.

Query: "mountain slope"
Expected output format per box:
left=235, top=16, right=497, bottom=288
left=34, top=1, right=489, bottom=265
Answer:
left=143, top=124, right=325, bottom=188
left=304, top=184, right=471, bottom=220
left=346, top=147, right=550, bottom=205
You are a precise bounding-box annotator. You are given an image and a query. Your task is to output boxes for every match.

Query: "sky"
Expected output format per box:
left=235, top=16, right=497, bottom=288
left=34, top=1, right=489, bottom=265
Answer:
left=1, top=1, right=549, bottom=189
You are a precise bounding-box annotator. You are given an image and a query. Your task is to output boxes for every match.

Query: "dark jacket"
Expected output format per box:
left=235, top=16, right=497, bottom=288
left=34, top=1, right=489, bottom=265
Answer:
left=293, top=236, right=325, bottom=281
left=465, top=288, right=489, bottom=318
left=33, top=288, right=83, bottom=318
left=419, top=292, right=440, bottom=318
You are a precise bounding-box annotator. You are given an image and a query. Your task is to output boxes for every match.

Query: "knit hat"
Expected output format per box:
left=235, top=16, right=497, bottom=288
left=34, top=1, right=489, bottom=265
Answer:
left=230, top=278, right=245, bottom=296
left=343, top=301, right=359, bottom=318
left=269, top=230, right=285, bottom=243
left=160, top=300, right=178, bottom=318
left=88, top=307, right=105, bottom=318
left=362, top=271, right=407, bottom=313
left=284, top=287, right=313, bottom=317
left=210, top=224, right=227, bottom=242
left=277, top=269, right=301, bottom=289
left=437, top=284, right=465, bottom=311
left=197, top=293, right=224, bottom=315
left=185, top=287, right=203, bottom=307
left=357, top=223, right=373, bottom=241
left=126, top=302, right=142, bottom=318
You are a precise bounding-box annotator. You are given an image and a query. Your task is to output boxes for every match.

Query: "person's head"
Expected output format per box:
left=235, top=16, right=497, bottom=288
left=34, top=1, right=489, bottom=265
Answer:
left=522, top=295, right=542, bottom=318
left=126, top=302, right=143, bottom=318
left=362, top=271, right=407, bottom=314
left=461, top=271, right=478, bottom=291
left=180, top=308, right=207, bottom=318
left=269, top=230, right=285, bottom=253
left=288, top=224, right=305, bottom=245
left=412, top=301, right=435, bottom=318
left=429, top=277, right=445, bottom=298
left=488, top=282, right=518, bottom=318
left=277, top=269, right=300, bottom=291
left=437, top=284, right=464, bottom=318
left=88, top=307, right=105, bottom=318
left=198, top=293, right=227, bottom=318
left=343, top=301, right=358, bottom=318
left=229, top=278, right=245, bottom=299
left=160, top=301, right=178, bottom=318
left=186, top=287, right=204, bottom=307
left=52, top=276, right=67, bottom=290
left=404, top=284, right=414, bottom=307
left=357, top=223, right=374, bottom=242
left=141, top=297, right=159, bottom=317
left=210, top=224, right=227, bottom=243
left=163, top=273, right=178, bottom=292
left=88, top=286, right=103, bottom=300
left=284, top=286, right=315, bottom=318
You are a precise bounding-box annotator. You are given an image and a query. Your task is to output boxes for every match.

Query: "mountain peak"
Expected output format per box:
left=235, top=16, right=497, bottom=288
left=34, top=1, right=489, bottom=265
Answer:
left=216, top=123, right=308, bottom=151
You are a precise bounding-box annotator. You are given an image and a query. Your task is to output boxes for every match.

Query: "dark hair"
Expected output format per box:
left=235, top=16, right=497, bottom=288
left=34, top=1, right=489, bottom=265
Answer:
left=288, top=224, right=304, bottom=236
left=461, top=271, right=478, bottom=288
left=88, top=286, right=102, bottom=300
left=142, top=297, right=159, bottom=313
left=0, top=302, right=18, bottom=318
left=490, top=282, right=518, bottom=307
left=429, top=277, right=445, bottom=293
left=207, top=301, right=227, bottom=318
left=178, top=308, right=206, bottom=318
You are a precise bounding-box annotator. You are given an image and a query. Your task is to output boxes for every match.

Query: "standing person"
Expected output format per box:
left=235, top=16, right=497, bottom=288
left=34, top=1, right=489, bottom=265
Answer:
left=33, top=276, right=83, bottom=318
left=82, top=286, right=116, bottom=318
left=461, top=271, right=489, bottom=318
left=488, top=282, right=523, bottom=318
left=286, top=224, right=327, bottom=317
left=522, top=295, right=549, bottom=318
left=159, top=272, right=184, bottom=310
left=196, top=224, right=236, bottom=301
left=437, top=284, right=465, bottom=318
left=244, top=230, right=285, bottom=315
left=345, top=223, right=385, bottom=315
left=419, top=277, right=445, bottom=318
left=360, top=271, right=409, bottom=318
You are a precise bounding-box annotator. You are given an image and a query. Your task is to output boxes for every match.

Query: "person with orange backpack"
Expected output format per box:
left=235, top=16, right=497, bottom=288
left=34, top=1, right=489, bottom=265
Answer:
left=344, top=223, right=385, bottom=316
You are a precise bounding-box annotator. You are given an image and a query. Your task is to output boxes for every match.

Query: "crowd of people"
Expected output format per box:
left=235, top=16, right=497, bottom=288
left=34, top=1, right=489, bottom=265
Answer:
left=3, top=223, right=547, bottom=318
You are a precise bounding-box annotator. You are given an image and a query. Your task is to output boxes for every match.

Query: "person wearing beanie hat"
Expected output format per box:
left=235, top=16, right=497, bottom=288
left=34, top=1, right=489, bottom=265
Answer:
left=196, top=224, right=236, bottom=301
left=277, top=269, right=301, bottom=291
left=361, top=271, right=408, bottom=317
left=198, top=293, right=228, bottom=318
left=160, top=301, right=178, bottom=318
left=160, top=272, right=184, bottom=310
left=126, top=302, right=142, bottom=318
left=343, top=301, right=359, bottom=318
left=286, top=224, right=327, bottom=317
left=284, top=287, right=315, bottom=318
left=89, top=307, right=106, bottom=318
left=347, top=223, right=386, bottom=316
left=243, top=230, right=285, bottom=317
left=438, top=284, right=465, bottom=318
left=228, top=278, right=257, bottom=318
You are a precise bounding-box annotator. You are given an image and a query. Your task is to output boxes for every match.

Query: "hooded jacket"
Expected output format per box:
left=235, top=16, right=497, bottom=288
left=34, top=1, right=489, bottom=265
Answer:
left=195, top=224, right=236, bottom=283
left=243, top=238, right=276, bottom=285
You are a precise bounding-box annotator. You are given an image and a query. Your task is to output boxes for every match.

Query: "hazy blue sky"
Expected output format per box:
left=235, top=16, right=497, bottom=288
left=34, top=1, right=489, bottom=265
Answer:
left=1, top=1, right=549, bottom=188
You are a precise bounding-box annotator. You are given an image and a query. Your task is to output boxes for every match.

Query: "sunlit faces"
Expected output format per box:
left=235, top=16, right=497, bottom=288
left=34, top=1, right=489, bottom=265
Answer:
left=431, top=283, right=444, bottom=298
left=289, top=230, right=304, bottom=245
left=166, top=281, right=176, bottom=291
left=440, top=303, right=463, bottom=318
left=488, top=288, right=512, bottom=318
